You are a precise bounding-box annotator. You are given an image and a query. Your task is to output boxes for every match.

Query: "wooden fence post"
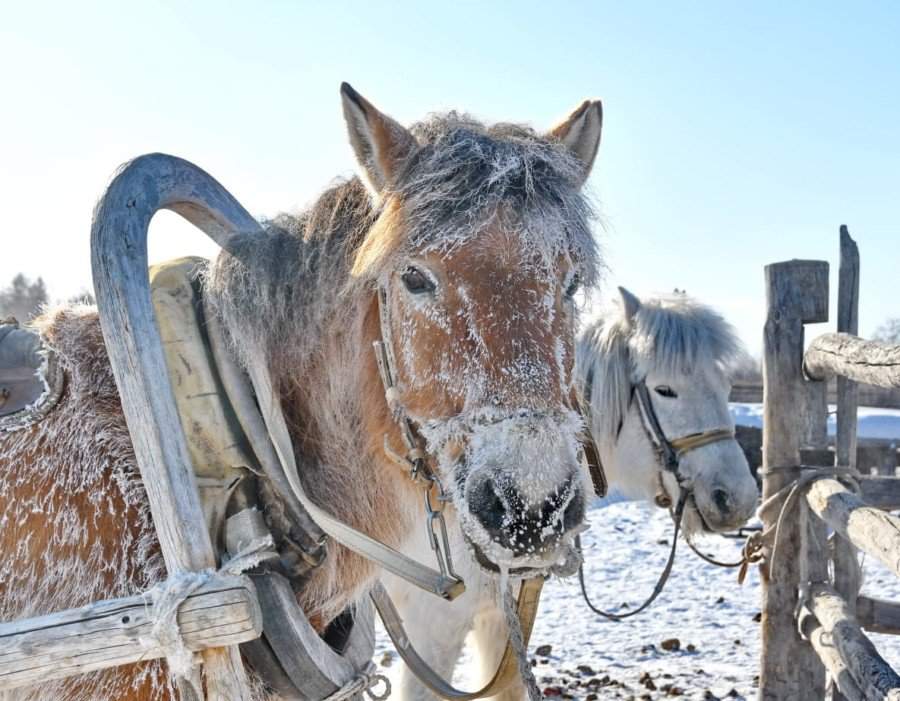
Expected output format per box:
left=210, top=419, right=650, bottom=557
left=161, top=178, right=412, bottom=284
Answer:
left=760, top=259, right=830, bottom=700
left=833, top=226, right=862, bottom=701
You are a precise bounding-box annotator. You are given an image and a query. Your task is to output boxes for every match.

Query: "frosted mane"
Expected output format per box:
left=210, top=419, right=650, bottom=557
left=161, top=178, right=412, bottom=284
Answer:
left=205, top=112, right=598, bottom=379
left=577, top=294, right=743, bottom=441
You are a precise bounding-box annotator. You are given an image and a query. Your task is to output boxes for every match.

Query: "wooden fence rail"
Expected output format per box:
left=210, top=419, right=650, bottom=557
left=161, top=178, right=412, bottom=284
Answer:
left=0, top=574, right=262, bottom=692
left=760, top=227, right=900, bottom=700
left=805, top=334, right=900, bottom=389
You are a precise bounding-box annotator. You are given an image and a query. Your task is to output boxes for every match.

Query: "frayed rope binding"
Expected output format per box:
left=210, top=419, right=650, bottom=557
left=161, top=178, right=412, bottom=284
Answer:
left=139, top=536, right=278, bottom=684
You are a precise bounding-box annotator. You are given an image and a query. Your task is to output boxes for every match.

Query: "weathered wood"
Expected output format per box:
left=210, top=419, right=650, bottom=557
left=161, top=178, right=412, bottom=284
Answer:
left=857, top=596, right=900, bottom=636
left=91, top=154, right=265, bottom=699
left=832, top=542, right=862, bottom=701
left=836, top=226, right=861, bottom=470
left=253, top=574, right=358, bottom=699
left=804, top=380, right=829, bottom=450
left=833, top=226, right=862, bottom=701
left=859, top=476, right=900, bottom=510
left=730, top=379, right=900, bottom=410
left=0, top=575, right=261, bottom=692
left=808, top=583, right=900, bottom=700
left=799, top=609, right=865, bottom=701
left=832, top=528, right=862, bottom=624
left=807, top=478, right=900, bottom=579
left=805, top=333, right=900, bottom=389
left=760, top=259, right=829, bottom=700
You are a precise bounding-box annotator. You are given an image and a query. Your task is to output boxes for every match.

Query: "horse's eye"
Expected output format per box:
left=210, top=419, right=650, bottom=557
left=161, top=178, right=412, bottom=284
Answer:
left=655, top=385, right=678, bottom=398
left=401, top=266, right=435, bottom=295
left=564, top=274, right=581, bottom=300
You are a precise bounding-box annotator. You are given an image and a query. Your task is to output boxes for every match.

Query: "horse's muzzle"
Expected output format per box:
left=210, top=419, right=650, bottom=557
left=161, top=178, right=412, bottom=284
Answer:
left=466, top=472, right=585, bottom=557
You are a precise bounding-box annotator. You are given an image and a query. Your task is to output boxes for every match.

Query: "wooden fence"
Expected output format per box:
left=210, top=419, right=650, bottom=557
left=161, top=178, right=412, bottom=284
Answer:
left=760, top=227, right=900, bottom=700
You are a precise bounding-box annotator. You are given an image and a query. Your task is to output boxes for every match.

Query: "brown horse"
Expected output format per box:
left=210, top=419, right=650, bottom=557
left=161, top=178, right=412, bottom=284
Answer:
left=0, top=84, right=603, bottom=700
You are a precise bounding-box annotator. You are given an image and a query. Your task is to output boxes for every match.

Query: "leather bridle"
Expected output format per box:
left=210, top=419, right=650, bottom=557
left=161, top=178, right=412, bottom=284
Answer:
left=580, top=364, right=735, bottom=506
left=577, top=365, right=736, bottom=620
left=370, top=281, right=554, bottom=700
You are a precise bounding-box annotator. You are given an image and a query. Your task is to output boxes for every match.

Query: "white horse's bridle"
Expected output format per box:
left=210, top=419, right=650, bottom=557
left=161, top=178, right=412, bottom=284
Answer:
left=631, top=378, right=736, bottom=507
left=580, top=365, right=735, bottom=505
left=576, top=366, right=736, bottom=620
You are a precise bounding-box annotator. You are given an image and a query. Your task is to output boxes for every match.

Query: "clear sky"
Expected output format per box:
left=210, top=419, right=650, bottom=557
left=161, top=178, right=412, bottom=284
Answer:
left=1, top=1, right=897, bottom=355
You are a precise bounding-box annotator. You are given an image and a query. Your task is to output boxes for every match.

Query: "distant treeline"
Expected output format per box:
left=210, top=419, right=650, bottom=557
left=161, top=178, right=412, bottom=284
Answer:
left=0, top=274, right=94, bottom=323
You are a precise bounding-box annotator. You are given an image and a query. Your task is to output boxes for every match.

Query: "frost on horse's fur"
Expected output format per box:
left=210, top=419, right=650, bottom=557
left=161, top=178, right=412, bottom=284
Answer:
left=206, top=111, right=600, bottom=588
left=0, top=101, right=601, bottom=699
left=0, top=305, right=170, bottom=701
left=390, top=293, right=758, bottom=701
left=577, top=294, right=743, bottom=444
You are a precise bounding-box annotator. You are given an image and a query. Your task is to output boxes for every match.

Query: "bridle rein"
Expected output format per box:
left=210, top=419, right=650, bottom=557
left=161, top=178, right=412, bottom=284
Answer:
left=577, top=365, right=737, bottom=620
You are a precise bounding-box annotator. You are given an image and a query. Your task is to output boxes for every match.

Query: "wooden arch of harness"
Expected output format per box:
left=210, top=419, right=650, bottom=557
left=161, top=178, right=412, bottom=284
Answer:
left=151, top=256, right=543, bottom=698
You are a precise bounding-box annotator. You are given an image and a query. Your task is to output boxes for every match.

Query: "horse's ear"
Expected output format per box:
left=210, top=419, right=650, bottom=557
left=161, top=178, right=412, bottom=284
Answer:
left=618, top=286, right=642, bottom=324
left=340, top=82, right=417, bottom=201
left=548, top=99, right=603, bottom=186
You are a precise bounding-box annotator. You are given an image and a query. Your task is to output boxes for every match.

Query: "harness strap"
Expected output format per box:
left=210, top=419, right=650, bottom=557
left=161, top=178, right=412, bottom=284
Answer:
left=246, top=354, right=466, bottom=601
left=633, top=381, right=680, bottom=472
left=684, top=532, right=746, bottom=569
left=374, top=283, right=552, bottom=698
left=670, top=428, right=736, bottom=456
left=579, top=365, right=608, bottom=497
left=577, top=492, right=687, bottom=620
left=371, top=578, right=544, bottom=700
left=205, top=293, right=464, bottom=600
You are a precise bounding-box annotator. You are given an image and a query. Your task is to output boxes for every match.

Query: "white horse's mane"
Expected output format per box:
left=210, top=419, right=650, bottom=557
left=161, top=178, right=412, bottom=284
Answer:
left=577, top=293, right=744, bottom=441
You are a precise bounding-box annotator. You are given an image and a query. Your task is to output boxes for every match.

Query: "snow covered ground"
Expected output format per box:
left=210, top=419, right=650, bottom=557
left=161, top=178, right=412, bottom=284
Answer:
left=374, top=499, right=900, bottom=700
left=372, top=405, right=900, bottom=699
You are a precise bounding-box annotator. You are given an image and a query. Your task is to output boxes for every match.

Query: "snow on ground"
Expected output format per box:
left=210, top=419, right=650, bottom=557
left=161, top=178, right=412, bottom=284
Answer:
left=372, top=406, right=900, bottom=699
left=374, top=498, right=900, bottom=700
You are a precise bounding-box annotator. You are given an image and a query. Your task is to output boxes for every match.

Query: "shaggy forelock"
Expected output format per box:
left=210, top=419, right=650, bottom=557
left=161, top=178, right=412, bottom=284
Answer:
left=385, top=113, right=599, bottom=284
left=207, top=111, right=601, bottom=376
left=578, top=294, right=743, bottom=440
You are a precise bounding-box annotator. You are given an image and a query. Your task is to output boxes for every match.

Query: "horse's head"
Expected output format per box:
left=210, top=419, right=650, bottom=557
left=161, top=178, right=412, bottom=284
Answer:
left=343, top=84, right=602, bottom=571
left=578, top=288, right=758, bottom=534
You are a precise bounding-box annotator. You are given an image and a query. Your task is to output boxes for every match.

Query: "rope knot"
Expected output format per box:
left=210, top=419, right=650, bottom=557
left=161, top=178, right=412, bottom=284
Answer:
left=323, top=662, right=392, bottom=701
left=138, top=536, right=276, bottom=686
left=751, top=465, right=862, bottom=581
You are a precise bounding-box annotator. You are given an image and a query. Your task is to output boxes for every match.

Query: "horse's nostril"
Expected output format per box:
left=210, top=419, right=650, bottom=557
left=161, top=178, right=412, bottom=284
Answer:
left=712, top=488, right=731, bottom=514
left=469, top=478, right=506, bottom=534
left=468, top=473, right=584, bottom=557
left=563, top=494, right=585, bottom=531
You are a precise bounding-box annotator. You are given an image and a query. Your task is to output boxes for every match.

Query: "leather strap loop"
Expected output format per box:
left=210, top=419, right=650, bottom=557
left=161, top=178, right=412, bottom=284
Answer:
left=371, top=578, right=544, bottom=700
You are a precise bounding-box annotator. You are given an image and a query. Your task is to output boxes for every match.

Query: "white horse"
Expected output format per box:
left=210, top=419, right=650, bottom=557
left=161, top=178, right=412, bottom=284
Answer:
left=383, top=287, right=760, bottom=701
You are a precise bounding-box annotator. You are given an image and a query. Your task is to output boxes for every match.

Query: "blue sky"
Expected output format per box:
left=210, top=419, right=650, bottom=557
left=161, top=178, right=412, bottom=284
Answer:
left=1, top=1, right=897, bottom=355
